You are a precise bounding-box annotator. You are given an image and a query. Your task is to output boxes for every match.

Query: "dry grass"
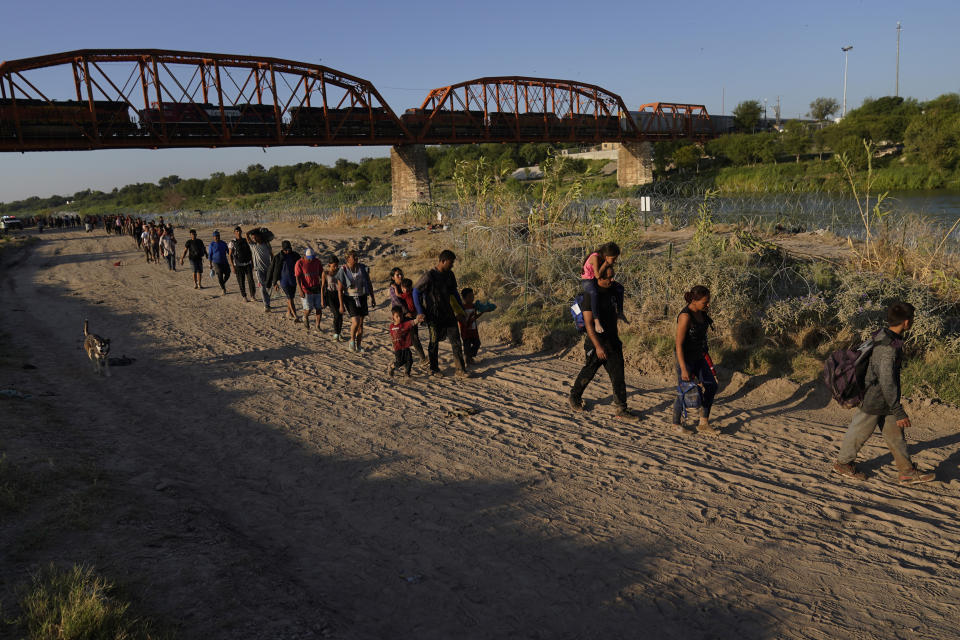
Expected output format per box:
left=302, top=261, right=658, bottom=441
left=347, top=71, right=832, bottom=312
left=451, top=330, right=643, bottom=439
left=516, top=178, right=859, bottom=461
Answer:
left=12, top=564, right=166, bottom=640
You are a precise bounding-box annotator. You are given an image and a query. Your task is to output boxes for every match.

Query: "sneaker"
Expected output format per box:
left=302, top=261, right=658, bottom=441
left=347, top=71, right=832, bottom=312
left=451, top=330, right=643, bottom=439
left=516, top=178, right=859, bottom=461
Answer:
left=898, top=467, right=935, bottom=484
left=454, top=369, right=473, bottom=378
left=568, top=395, right=584, bottom=412
left=262, top=307, right=270, bottom=313
left=356, top=346, right=366, bottom=354
left=387, top=363, right=396, bottom=377
left=832, top=462, right=867, bottom=481
left=430, top=370, right=444, bottom=378
left=332, top=333, right=340, bottom=341
left=615, top=406, right=639, bottom=420
left=348, top=340, right=356, bottom=352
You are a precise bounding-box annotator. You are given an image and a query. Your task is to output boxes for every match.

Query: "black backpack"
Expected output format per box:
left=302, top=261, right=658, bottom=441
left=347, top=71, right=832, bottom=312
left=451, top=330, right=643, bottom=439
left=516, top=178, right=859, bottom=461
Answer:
left=822, top=330, right=899, bottom=408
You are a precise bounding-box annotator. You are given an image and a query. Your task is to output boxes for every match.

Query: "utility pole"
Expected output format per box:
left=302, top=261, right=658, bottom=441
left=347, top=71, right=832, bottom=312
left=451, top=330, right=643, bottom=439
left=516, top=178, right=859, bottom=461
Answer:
left=721, top=87, right=725, bottom=116
left=842, top=45, right=853, bottom=118
left=895, top=22, right=902, bottom=97
left=775, top=95, right=781, bottom=129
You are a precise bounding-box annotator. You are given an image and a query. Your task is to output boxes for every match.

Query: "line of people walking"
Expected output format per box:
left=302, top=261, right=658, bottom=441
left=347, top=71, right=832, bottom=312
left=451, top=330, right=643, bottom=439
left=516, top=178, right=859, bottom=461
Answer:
left=168, top=227, right=485, bottom=378
left=118, top=223, right=937, bottom=485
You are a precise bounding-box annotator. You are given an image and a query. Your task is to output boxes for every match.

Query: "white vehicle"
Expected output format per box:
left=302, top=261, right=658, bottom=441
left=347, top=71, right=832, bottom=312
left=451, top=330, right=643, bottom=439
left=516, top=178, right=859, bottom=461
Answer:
left=0, top=215, right=24, bottom=231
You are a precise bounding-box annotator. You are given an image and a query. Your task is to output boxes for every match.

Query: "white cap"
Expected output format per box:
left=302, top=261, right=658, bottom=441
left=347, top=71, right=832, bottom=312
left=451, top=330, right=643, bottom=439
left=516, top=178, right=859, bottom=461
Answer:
left=304, top=248, right=315, bottom=258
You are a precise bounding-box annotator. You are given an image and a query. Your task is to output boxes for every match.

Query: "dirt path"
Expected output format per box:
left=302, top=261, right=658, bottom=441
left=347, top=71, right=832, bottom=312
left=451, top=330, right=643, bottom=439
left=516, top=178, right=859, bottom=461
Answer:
left=2, top=227, right=959, bottom=639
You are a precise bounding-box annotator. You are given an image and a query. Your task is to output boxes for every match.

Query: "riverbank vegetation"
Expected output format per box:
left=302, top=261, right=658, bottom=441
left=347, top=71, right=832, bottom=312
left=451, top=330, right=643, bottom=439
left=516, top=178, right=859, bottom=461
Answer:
left=448, top=154, right=960, bottom=405
left=0, top=143, right=597, bottom=216
left=658, top=93, right=960, bottom=192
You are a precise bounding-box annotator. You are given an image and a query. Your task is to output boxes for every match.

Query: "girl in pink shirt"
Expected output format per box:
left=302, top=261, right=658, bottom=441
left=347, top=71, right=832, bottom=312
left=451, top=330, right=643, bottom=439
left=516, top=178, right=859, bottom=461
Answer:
left=581, top=242, right=625, bottom=333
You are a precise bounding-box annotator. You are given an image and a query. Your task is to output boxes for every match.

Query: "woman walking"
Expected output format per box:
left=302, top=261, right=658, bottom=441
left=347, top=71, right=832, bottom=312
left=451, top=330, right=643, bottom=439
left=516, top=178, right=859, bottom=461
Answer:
left=673, top=286, right=720, bottom=435
left=336, top=250, right=376, bottom=353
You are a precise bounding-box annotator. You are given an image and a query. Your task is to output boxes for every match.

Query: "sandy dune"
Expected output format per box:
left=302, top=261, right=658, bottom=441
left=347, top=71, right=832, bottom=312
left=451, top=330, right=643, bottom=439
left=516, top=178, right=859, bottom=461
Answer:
left=2, top=226, right=959, bottom=639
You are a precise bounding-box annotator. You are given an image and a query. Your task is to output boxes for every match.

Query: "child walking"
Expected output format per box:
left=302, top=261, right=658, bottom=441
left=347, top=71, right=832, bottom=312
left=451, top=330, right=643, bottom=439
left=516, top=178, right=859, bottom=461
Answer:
left=833, top=301, right=935, bottom=484
left=400, top=278, right=427, bottom=362
left=458, top=287, right=486, bottom=365
left=388, top=305, right=421, bottom=377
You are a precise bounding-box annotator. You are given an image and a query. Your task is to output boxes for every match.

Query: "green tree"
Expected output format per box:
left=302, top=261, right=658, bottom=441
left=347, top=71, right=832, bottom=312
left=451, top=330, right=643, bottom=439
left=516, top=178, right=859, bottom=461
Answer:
left=808, top=97, right=839, bottom=122
left=673, top=143, right=703, bottom=172
left=903, top=93, right=960, bottom=169
left=733, top=100, right=763, bottom=132
left=781, top=120, right=810, bottom=162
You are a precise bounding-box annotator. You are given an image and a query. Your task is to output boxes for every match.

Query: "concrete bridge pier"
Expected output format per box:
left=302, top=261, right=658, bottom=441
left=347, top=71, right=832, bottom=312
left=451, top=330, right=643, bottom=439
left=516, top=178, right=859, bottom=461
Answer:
left=617, top=141, right=654, bottom=188
left=391, top=144, right=432, bottom=216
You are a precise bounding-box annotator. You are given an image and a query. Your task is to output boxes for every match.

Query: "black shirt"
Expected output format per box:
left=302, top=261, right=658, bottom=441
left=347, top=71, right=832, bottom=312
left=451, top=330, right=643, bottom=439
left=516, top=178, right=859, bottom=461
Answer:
left=678, top=306, right=712, bottom=364
left=415, top=268, right=459, bottom=326
left=587, top=284, right=619, bottom=340
left=184, top=238, right=205, bottom=260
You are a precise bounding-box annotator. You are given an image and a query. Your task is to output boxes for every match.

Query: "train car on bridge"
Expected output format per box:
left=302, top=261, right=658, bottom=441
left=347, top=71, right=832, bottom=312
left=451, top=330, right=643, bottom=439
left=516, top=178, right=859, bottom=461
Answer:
left=0, top=98, right=136, bottom=140
left=288, top=106, right=405, bottom=140
left=402, top=108, right=486, bottom=141
left=139, top=102, right=278, bottom=138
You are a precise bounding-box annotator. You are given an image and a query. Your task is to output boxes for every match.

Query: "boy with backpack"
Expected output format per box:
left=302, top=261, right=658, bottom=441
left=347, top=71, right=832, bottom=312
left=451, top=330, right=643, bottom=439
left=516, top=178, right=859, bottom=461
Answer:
left=832, top=301, right=935, bottom=484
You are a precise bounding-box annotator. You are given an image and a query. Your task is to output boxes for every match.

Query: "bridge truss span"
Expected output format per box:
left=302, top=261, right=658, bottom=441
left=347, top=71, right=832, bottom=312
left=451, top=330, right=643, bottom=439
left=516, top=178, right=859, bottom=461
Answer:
left=405, top=76, right=640, bottom=144
left=0, top=49, right=413, bottom=151
left=631, top=102, right=714, bottom=141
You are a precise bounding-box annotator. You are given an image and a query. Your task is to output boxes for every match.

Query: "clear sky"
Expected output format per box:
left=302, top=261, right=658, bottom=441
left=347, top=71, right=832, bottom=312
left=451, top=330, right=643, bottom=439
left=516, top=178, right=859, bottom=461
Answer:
left=2, top=0, right=957, bottom=203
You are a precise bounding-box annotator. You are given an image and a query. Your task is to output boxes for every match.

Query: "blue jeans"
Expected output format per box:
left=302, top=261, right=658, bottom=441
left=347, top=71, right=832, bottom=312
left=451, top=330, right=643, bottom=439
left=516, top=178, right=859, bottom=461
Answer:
left=672, top=356, right=717, bottom=423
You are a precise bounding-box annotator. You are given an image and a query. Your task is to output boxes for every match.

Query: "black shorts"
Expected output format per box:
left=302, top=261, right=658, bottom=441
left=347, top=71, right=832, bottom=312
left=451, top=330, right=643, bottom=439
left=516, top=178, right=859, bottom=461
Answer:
left=189, top=257, right=203, bottom=274
left=344, top=295, right=368, bottom=318
left=280, top=283, right=297, bottom=300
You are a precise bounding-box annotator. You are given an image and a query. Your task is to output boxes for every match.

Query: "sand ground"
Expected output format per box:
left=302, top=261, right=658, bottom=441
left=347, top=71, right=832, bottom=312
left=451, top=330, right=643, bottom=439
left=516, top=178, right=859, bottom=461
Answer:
left=1, top=224, right=959, bottom=639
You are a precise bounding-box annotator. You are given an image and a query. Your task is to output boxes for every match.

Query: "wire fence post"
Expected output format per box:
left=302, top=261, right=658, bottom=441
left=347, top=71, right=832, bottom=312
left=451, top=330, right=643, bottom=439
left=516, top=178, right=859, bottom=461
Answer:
left=664, top=241, right=674, bottom=317
left=523, top=241, right=529, bottom=311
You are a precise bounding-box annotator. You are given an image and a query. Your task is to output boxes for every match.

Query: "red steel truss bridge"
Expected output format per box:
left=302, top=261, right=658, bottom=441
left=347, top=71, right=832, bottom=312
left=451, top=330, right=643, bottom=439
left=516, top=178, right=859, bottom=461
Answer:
left=0, top=49, right=719, bottom=152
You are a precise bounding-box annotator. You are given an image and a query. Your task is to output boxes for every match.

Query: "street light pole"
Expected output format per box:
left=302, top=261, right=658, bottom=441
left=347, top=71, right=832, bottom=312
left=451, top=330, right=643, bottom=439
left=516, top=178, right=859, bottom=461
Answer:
left=841, top=45, right=853, bottom=118
left=896, top=22, right=902, bottom=97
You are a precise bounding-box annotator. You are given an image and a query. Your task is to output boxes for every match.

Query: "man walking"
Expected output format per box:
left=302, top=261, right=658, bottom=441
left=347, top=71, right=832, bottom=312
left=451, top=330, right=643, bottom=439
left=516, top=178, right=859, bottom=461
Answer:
left=267, top=240, right=301, bottom=322
left=295, top=248, right=324, bottom=331
left=180, top=229, right=206, bottom=289
left=208, top=230, right=231, bottom=295
left=159, top=227, right=177, bottom=271
left=833, top=302, right=935, bottom=484
left=248, top=228, right=273, bottom=312
left=413, top=249, right=470, bottom=378
left=568, top=267, right=637, bottom=420
left=229, top=226, right=256, bottom=302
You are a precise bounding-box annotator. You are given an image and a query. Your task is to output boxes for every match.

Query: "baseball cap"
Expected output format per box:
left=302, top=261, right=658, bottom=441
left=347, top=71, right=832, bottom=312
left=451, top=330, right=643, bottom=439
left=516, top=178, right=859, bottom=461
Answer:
left=304, top=248, right=315, bottom=258
left=212, top=230, right=220, bottom=237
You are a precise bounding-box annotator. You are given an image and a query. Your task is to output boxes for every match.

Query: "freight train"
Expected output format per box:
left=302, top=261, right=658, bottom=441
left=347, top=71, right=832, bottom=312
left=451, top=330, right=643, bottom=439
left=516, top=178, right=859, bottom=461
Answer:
left=0, top=99, right=731, bottom=143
